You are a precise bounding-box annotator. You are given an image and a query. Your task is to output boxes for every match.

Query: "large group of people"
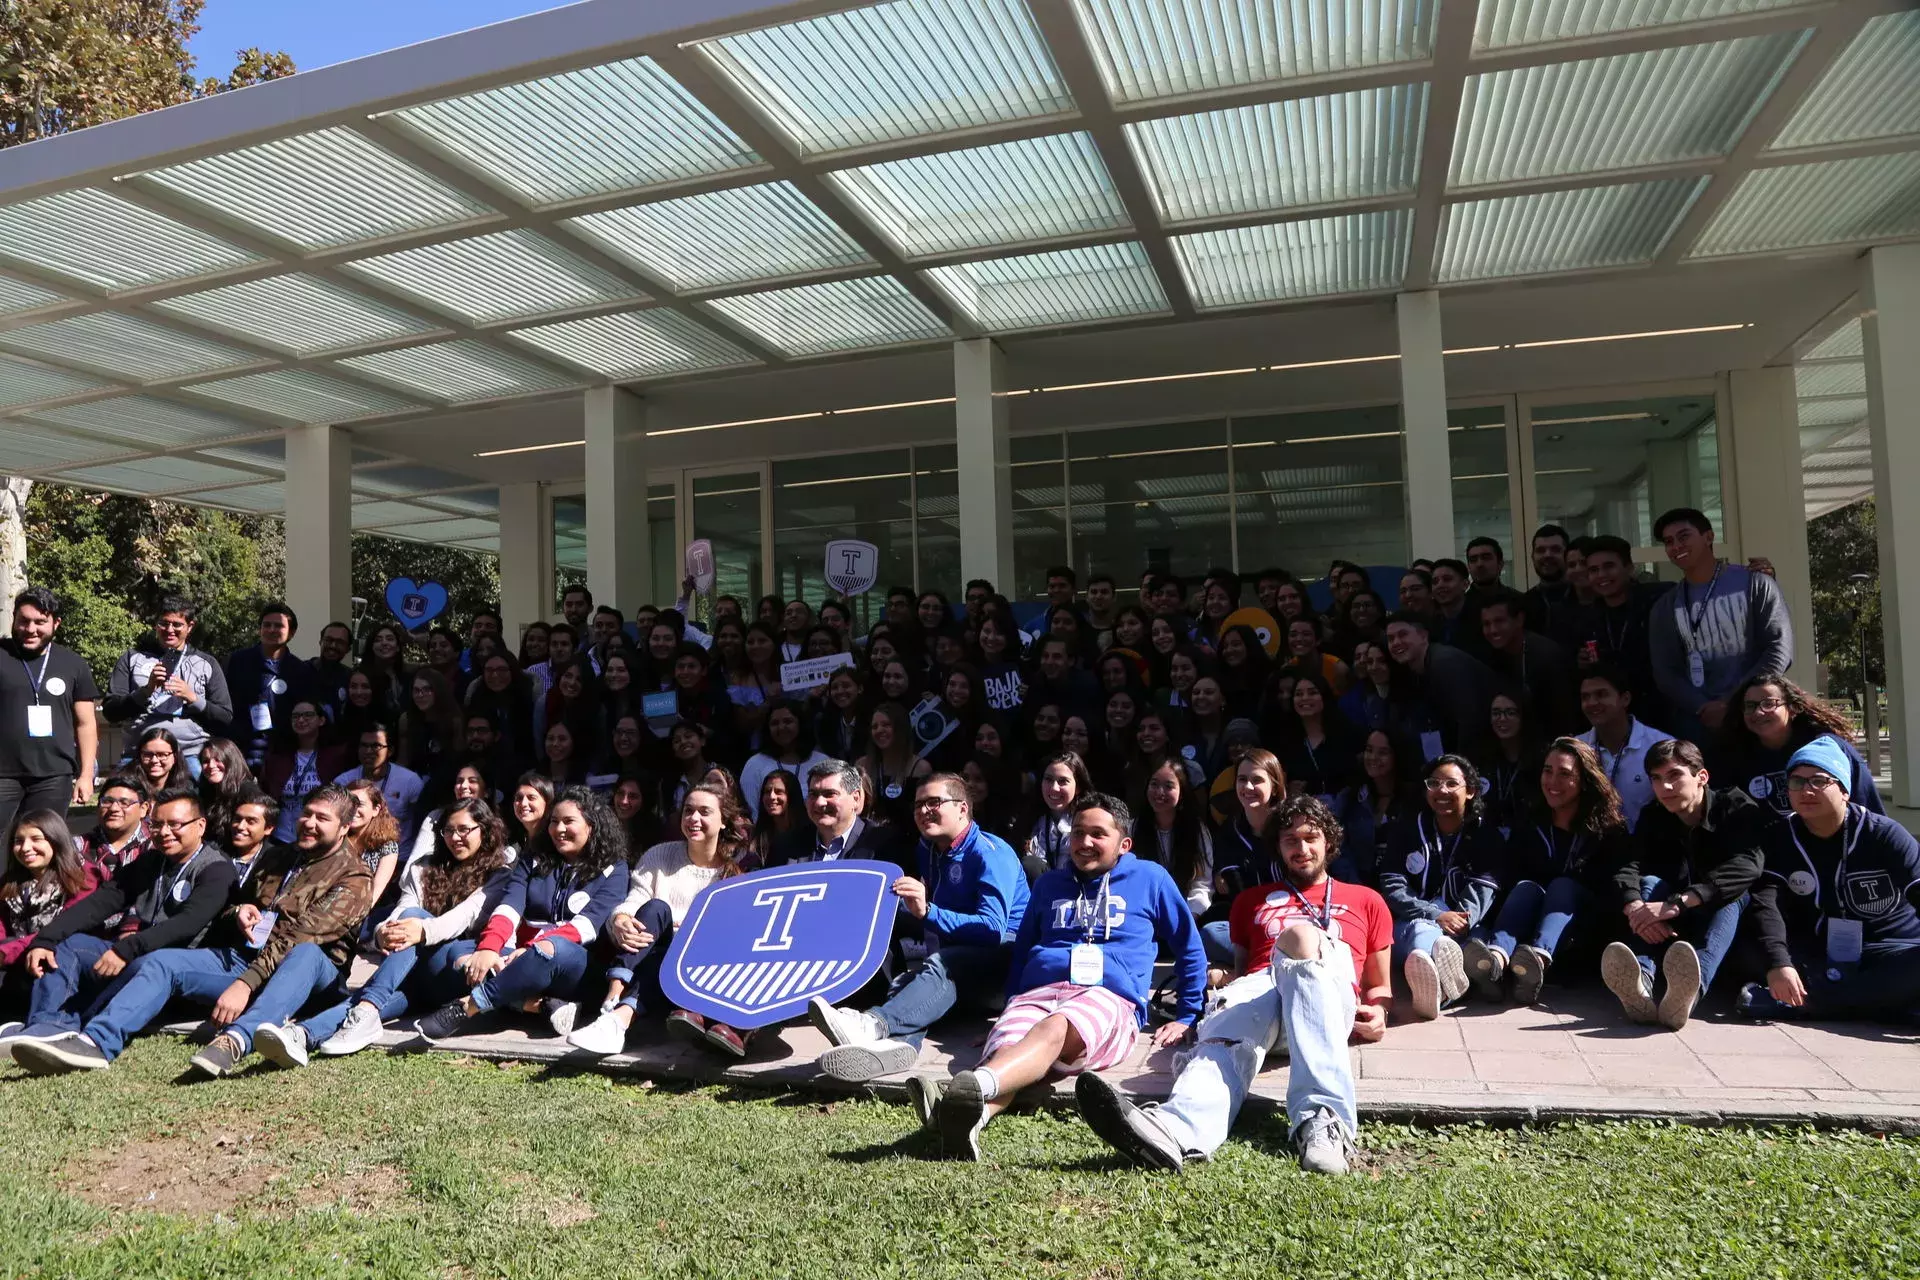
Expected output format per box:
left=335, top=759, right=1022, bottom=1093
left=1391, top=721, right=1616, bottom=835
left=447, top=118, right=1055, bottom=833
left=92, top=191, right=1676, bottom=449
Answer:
left=0, top=503, right=1913, bottom=1177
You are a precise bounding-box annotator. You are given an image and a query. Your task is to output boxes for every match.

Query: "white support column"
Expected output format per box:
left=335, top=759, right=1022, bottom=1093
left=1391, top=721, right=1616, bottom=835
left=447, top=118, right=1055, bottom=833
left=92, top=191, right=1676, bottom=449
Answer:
left=498, top=482, right=548, bottom=641
left=584, top=387, right=650, bottom=612
left=283, top=424, right=351, bottom=660
left=955, top=339, right=1014, bottom=591
left=1865, top=244, right=1920, bottom=808
left=1397, top=291, right=1454, bottom=560
left=1727, top=366, right=1816, bottom=680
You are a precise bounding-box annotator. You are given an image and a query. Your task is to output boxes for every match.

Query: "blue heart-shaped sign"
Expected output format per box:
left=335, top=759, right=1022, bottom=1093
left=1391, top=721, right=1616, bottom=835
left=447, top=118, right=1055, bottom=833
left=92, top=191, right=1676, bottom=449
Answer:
left=385, top=577, right=449, bottom=629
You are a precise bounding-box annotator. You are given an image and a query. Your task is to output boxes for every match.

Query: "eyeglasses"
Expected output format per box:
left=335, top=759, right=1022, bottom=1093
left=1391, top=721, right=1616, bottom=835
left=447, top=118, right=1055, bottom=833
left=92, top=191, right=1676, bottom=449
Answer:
left=1424, top=778, right=1466, bottom=793
left=1489, top=708, right=1521, bottom=720
left=138, top=751, right=175, bottom=763
left=441, top=825, right=482, bottom=840
left=291, top=711, right=322, bottom=721
left=1146, top=780, right=1179, bottom=794
left=98, top=796, right=143, bottom=810
left=913, top=796, right=963, bottom=813
left=1743, top=698, right=1787, bottom=715
left=152, top=817, right=204, bottom=833
left=1785, top=773, right=1838, bottom=793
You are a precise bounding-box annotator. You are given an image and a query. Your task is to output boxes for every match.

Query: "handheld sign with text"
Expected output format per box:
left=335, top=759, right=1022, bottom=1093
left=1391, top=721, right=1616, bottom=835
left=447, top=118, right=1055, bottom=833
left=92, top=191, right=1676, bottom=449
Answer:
left=780, top=651, right=854, bottom=694
left=385, top=578, right=449, bottom=629
left=823, top=538, right=880, bottom=597
left=660, top=861, right=899, bottom=1028
left=684, top=540, right=716, bottom=595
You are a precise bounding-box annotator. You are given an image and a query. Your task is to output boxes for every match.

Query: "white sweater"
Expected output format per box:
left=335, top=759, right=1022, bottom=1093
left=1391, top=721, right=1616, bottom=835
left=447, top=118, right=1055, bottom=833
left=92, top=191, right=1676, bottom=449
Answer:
left=617, top=840, right=729, bottom=927
left=387, top=845, right=520, bottom=946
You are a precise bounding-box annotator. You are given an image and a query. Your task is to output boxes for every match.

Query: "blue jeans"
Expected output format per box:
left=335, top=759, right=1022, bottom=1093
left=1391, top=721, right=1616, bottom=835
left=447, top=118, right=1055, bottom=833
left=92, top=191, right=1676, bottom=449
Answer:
left=299, top=910, right=471, bottom=1043
left=1200, top=920, right=1236, bottom=969
left=26, top=934, right=124, bottom=1031
left=870, top=943, right=1007, bottom=1048
left=607, top=899, right=675, bottom=1014
left=470, top=936, right=591, bottom=1012
left=1796, top=945, right=1920, bottom=1020
left=227, top=942, right=347, bottom=1054
left=1392, top=918, right=1445, bottom=963
left=1478, top=877, right=1598, bottom=960
left=1627, top=876, right=1746, bottom=993
left=81, top=946, right=251, bottom=1060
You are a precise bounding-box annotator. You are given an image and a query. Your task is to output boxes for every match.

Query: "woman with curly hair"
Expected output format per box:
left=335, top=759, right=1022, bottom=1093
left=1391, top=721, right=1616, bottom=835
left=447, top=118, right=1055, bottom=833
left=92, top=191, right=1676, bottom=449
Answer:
left=344, top=776, right=405, bottom=911
left=1716, top=672, right=1882, bottom=820
left=1377, top=754, right=1508, bottom=1020
left=283, top=797, right=516, bottom=1061
left=416, top=786, right=630, bottom=1042
left=1461, top=738, right=1631, bottom=1006
left=567, top=783, right=752, bottom=1057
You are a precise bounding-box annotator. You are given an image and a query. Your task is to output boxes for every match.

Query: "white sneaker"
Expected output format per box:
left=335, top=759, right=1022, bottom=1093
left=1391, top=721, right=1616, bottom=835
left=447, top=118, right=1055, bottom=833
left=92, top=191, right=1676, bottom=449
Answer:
left=807, top=996, right=884, bottom=1048
left=567, top=1010, right=630, bottom=1057
left=1294, top=1106, right=1355, bottom=1175
left=1405, top=949, right=1442, bottom=1021
left=1431, top=936, right=1471, bottom=1006
left=545, top=999, right=582, bottom=1038
left=1658, top=940, right=1703, bottom=1031
left=318, top=1004, right=385, bottom=1057
left=255, top=1022, right=309, bottom=1068
left=1602, top=941, right=1658, bottom=1023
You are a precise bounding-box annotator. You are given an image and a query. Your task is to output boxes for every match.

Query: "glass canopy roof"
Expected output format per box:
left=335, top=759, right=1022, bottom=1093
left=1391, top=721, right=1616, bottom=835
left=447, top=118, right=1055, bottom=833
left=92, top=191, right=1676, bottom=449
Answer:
left=0, top=0, right=1909, bottom=540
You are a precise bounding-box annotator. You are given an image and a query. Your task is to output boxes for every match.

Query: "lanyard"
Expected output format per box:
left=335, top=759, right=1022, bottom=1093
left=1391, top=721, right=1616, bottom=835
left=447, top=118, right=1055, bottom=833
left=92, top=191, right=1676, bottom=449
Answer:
left=158, top=843, right=207, bottom=904
left=1416, top=814, right=1462, bottom=898
left=20, top=648, right=50, bottom=705
left=1076, top=872, right=1112, bottom=943
left=1536, top=825, right=1584, bottom=872
left=1790, top=807, right=1861, bottom=918
left=1596, top=726, right=1636, bottom=791
left=1677, top=564, right=1725, bottom=650
left=1278, top=877, right=1336, bottom=931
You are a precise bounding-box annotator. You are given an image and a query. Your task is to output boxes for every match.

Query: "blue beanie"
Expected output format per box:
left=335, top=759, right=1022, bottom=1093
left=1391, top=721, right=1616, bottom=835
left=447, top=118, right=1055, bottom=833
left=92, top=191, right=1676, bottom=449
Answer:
left=1785, top=735, right=1852, bottom=793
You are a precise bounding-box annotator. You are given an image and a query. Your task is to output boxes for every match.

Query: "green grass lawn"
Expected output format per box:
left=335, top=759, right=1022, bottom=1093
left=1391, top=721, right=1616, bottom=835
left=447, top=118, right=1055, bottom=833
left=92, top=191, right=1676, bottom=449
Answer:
left=3, top=1040, right=1916, bottom=1280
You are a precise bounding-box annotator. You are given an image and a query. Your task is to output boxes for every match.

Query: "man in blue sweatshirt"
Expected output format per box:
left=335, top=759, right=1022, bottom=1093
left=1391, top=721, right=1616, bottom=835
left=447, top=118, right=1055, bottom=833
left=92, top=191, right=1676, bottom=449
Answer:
left=809, top=773, right=1029, bottom=1084
left=1647, top=508, right=1793, bottom=742
left=924, top=793, right=1205, bottom=1160
left=1736, top=737, right=1920, bottom=1023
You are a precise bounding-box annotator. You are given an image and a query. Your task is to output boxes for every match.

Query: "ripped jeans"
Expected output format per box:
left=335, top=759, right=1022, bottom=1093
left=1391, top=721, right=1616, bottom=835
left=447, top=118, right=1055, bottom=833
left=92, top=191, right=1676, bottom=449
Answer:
left=1149, top=932, right=1358, bottom=1157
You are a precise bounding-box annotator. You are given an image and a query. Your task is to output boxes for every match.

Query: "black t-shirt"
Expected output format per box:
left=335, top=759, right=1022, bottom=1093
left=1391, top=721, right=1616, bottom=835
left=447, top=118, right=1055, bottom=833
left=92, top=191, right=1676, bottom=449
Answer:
left=0, top=638, right=101, bottom=778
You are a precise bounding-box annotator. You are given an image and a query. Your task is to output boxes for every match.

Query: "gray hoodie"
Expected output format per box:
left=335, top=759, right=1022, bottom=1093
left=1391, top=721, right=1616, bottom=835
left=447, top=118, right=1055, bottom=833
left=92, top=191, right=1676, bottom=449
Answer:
left=1646, top=563, right=1793, bottom=718
left=105, top=639, right=232, bottom=759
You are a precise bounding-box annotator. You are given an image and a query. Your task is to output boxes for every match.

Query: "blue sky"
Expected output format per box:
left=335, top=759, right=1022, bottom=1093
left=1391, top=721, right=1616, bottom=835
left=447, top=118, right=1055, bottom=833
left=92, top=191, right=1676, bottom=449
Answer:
left=190, top=0, right=574, bottom=74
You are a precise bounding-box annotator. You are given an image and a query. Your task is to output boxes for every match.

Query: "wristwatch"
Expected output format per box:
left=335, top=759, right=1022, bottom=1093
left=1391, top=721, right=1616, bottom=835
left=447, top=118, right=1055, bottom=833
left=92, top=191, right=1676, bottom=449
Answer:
left=1671, top=891, right=1695, bottom=912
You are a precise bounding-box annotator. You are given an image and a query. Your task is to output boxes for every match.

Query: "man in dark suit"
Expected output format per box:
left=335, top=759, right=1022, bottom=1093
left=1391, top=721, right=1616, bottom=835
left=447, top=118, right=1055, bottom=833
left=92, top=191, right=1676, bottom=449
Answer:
left=769, top=759, right=903, bottom=870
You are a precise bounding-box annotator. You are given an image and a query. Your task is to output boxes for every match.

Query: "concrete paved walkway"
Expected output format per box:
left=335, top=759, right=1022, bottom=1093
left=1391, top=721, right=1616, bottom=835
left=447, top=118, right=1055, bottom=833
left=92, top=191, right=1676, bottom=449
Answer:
left=223, top=990, right=1920, bottom=1134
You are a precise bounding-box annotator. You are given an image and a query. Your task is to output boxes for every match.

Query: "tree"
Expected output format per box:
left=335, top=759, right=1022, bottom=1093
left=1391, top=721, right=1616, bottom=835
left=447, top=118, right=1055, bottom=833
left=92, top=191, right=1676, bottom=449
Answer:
left=1807, top=498, right=1881, bottom=702
left=0, top=0, right=295, bottom=604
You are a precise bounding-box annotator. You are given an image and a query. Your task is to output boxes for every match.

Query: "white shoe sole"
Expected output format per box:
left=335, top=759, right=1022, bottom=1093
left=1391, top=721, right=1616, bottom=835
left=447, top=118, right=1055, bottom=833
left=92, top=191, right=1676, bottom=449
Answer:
left=819, top=1040, right=918, bottom=1082
left=255, top=1024, right=308, bottom=1068
left=317, top=1024, right=381, bottom=1057
left=1404, top=950, right=1442, bottom=1021
left=566, top=1018, right=630, bottom=1057
left=1431, top=936, right=1471, bottom=1005
left=546, top=1001, right=580, bottom=1038
left=1602, top=941, right=1658, bottom=1023
left=12, top=1037, right=106, bottom=1074
left=1658, top=941, right=1703, bottom=1031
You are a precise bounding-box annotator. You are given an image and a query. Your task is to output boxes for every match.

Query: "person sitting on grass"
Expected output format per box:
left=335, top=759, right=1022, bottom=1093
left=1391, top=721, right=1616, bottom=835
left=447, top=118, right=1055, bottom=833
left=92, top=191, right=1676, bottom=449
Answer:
left=1377, top=755, right=1506, bottom=1020
left=2, top=788, right=235, bottom=1054
left=12, top=786, right=372, bottom=1076
left=917, top=793, right=1204, bottom=1161
left=414, top=786, right=628, bottom=1043
left=276, top=797, right=516, bottom=1063
left=1735, top=737, right=1920, bottom=1023
left=1075, top=794, right=1392, bottom=1176
left=1600, top=738, right=1764, bottom=1031
left=1460, top=738, right=1631, bottom=1005
left=564, top=784, right=750, bottom=1057
left=808, top=773, right=1030, bottom=1084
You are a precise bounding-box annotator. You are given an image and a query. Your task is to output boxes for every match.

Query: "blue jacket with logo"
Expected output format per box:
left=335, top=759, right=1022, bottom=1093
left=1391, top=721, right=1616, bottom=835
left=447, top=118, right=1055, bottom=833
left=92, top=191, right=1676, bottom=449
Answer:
left=1009, top=853, right=1206, bottom=1026
left=918, top=822, right=1029, bottom=946
left=1377, top=813, right=1507, bottom=927
left=1750, top=805, right=1920, bottom=968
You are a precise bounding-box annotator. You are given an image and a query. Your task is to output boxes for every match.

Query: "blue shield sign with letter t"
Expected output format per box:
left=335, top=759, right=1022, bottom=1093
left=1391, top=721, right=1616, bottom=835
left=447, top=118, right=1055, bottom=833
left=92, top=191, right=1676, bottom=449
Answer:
left=660, top=861, right=898, bottom=1029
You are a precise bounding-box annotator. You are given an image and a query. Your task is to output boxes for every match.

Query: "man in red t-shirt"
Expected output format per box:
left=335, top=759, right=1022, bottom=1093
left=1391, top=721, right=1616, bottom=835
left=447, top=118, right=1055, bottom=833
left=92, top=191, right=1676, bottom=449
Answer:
left=1076, top=794, right=1392, bottom=1175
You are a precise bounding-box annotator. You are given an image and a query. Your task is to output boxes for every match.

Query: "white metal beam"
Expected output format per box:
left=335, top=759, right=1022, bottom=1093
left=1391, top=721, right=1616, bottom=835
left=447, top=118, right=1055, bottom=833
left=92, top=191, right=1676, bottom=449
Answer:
left=1403, top=0, right=1480, bottom=289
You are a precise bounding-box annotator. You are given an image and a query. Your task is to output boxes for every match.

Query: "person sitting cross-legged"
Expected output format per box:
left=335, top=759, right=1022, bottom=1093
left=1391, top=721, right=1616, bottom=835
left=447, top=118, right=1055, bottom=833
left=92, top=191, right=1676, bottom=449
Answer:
left=1, top=786, right=236, bottom=1056
left=13, top=785, right=372, bottom=1076
left=807, top=772, right=1030, bottom=1083
left=1735, top=736, right=1920, bottom=1023
left=270, top=797, right=515, bottom=1063
left=1076, top=794, right=1392, bottom=1176
left=916, top=793, right=1204, bottom=1161
left=1600, top=738, right=1763, bottom=1030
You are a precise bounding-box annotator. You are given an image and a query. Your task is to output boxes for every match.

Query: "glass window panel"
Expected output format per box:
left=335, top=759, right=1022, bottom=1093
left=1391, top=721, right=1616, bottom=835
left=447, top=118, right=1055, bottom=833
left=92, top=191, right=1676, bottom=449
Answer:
left=914, top=444, right=960, bottom=599
left=1449, top=404, right=1514, bottom=583
left=650, top=484, right=678, bottom=611
left=1529, top=395, right=1722, bottom=563
left=772, top=451, right=915, bottom=631
left=1010, top=433, right=1069, bottom=605
left=553, top=494, right=588, bottom=604
left=1064, top=421, right=1230, bottom=592
left=1232, top=405, right=1408, bottom=579
left=693, top=471, right=765, bottom=604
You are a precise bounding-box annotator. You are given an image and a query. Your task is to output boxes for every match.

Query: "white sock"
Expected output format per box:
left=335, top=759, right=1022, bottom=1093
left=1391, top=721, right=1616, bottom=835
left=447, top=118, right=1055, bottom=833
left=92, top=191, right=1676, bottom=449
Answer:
left=975, top=1067, right=1000, bottom=1100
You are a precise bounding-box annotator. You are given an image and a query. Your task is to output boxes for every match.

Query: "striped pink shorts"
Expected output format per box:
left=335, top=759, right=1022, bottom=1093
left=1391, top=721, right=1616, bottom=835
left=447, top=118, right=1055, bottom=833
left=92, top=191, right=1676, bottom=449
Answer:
left=983, top=981, right=1140, bottom=1075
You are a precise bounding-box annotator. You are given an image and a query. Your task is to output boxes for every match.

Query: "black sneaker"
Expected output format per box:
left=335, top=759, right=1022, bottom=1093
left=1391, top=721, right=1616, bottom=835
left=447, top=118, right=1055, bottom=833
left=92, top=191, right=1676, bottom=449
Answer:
left=938, top=1070, right=990, bottom=1162
left=13, top=1033, right=109, bottom=1075
left=1075, top=1072, right=1185, bottom=1172
left=415, top=1000, right=473, bottom=1043
left=188, top=1033, right=245, bottom=1078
